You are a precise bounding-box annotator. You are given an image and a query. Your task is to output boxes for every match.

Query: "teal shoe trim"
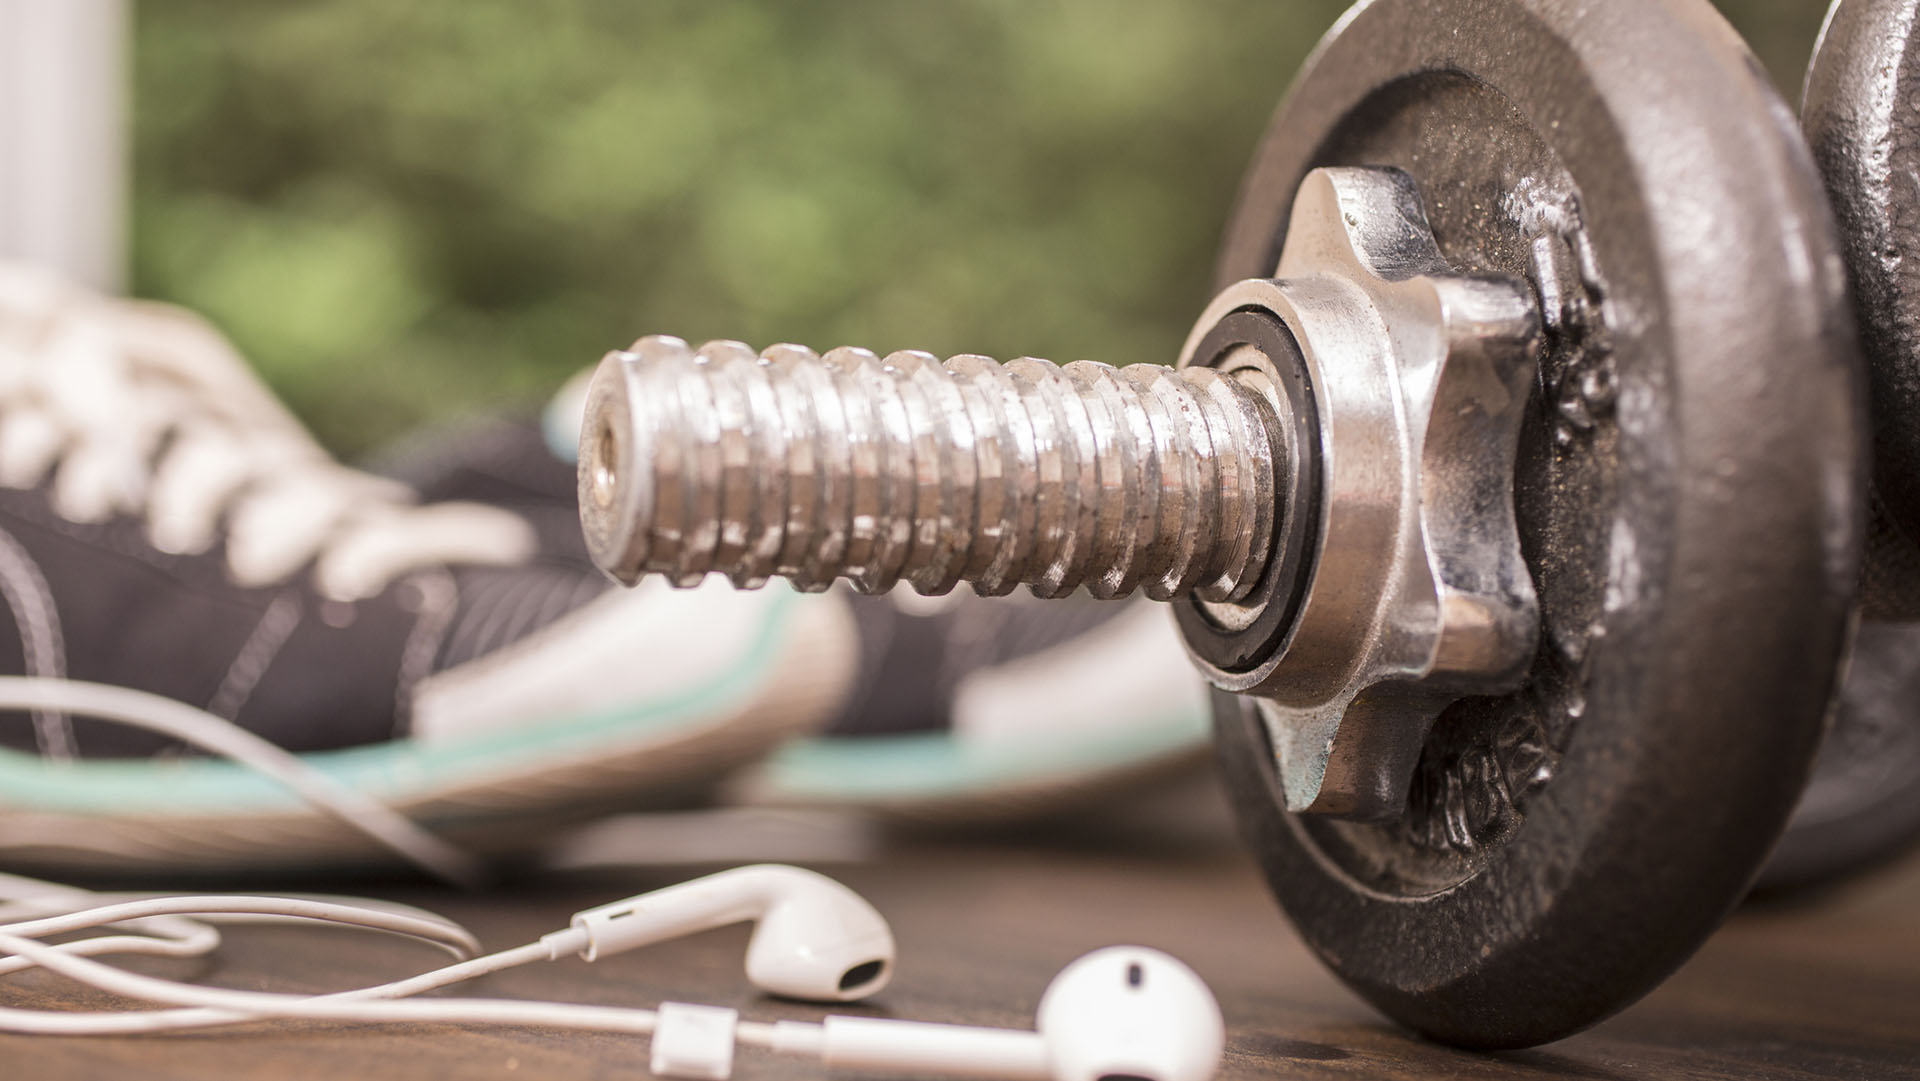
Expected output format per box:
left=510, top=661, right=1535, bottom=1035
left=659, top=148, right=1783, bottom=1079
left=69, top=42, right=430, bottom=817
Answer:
left=757, top=707, right=1208, bottom=801
left=0, top=593, right=796, bottom=816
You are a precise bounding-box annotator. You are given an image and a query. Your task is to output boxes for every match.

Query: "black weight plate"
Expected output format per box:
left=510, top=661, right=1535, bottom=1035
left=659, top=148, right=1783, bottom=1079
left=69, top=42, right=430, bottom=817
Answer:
left=1210, top=0, right=1862, bottom=1049
left=1759, top=499, right=1920, bottom=891
left=1759, top=615, right=1920, bottom=892
left=1770, top=0, right=1920, bottom=894
left=1805, top=0, right=1920, bottom=546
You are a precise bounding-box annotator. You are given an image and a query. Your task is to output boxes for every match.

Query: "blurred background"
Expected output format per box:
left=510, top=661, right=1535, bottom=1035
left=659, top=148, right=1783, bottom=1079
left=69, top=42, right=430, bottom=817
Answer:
left=26, top=1, right=1837, bottom=455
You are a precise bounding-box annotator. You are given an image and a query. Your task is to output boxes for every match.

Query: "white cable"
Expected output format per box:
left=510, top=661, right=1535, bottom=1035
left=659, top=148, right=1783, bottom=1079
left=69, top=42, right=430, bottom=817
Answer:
left=0, top=871, right=222, bottom=974
left=0, top=872, right=490, bottom=981
left=0, top=682, right=717, bottom=1039
left=0, top=921, right=217, bottom=977
left=0, top=887, right=585, bottom=1036
left=70, top=890, right=478, bottom=933
left=0, top=896, right=479, bottom=958
left=336, top=937, right=566, bottom=1001
left=0, top=929, right=681, bottom=1037
left=0, top=943, right=568, bottom=1035
left=0, top=676, right=485, bottom=886
left=0, top=683, right=827, bottom=1046
left=0, top=870, right=485, bottom=1005
left=0, top=939, right=584, bottom=1036
left=0, top=872, right=576, bottom=1036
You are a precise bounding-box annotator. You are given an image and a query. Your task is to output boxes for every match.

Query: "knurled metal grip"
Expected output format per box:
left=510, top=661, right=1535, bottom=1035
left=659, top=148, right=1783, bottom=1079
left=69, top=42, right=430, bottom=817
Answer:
left=579, top=167, right=1542, bottom=820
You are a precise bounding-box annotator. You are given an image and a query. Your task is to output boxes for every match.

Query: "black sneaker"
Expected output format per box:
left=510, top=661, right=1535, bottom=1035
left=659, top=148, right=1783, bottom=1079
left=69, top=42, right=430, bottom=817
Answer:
left=0, top=266, right=856, bottom=876
left=372, top=365, right=1215, bottom=824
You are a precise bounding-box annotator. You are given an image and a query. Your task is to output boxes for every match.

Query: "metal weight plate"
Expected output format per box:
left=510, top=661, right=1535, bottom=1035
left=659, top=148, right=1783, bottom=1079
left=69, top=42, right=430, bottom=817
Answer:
left=1769, top=0, right=1920, bottom=893
left=1759, top=618, right=1920, bottom=892
left=1805, top=0, right=1920, bottom=546
left=1210, top=0, right=1862, bottom=1049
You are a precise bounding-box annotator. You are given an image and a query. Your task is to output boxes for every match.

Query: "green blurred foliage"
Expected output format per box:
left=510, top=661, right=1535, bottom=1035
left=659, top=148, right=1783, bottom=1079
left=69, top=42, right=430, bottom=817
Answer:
left=131, top=0, right=1830, bottom=456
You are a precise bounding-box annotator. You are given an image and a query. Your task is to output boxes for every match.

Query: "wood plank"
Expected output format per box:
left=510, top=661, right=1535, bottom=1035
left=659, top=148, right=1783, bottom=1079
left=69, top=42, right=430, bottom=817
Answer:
left=1, top=811, right=1915, bottom=1079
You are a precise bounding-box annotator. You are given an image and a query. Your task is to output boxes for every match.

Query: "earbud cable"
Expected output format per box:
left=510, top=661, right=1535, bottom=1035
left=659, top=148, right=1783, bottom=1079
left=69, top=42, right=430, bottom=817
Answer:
left=0, top=929, right=656, bottom=1034
left=0, top=928, right=817, bottom=1048
left=0, top=680, right=790, bottom=1050
left=1, top=895, right=480, bottom=958
left=0, top=917, right=592, bottom=1035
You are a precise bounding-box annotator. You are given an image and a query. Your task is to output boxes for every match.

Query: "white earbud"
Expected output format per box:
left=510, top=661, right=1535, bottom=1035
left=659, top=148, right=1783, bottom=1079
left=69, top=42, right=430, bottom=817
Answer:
left=661, top=946, right=1223, bottom=1081
left=1034, top=946, right=1225, bottom=1081
left=557, top=864, right=894, bottom=1002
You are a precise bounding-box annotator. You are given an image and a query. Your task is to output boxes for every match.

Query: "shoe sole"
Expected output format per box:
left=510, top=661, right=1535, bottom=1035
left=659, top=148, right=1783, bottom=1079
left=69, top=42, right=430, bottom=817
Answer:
left=734, top=598, right=1213, bottom=823
left=0, top=590, right=856, bottom=877
left=730, top=710, right=1211, bottom=824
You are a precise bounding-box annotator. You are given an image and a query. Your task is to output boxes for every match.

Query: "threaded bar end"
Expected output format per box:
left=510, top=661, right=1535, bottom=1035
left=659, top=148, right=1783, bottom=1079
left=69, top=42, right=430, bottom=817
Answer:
left=580, top=335, right=1285, bottom=601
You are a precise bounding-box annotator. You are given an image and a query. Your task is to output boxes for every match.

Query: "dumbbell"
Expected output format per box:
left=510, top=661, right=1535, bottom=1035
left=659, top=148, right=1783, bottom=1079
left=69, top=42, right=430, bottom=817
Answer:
left=577, top=0, right=1862, bottom=1050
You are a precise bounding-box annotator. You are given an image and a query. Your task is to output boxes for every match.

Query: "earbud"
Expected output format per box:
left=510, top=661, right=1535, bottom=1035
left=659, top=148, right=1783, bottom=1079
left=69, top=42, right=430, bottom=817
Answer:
left=556, top=864, right=894, bottom=1002
left=1035, top=947, right=1225, bottom=1081
left=689, top=946, right=1223, bottom=1081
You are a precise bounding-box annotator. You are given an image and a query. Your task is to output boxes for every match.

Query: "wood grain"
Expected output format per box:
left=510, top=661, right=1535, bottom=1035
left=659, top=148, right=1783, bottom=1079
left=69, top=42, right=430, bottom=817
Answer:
left=1, top=800, right=1916, bottom=1080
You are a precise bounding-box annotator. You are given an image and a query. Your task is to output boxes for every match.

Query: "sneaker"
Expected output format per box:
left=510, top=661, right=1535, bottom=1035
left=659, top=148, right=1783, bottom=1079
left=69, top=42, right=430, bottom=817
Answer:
left=0, top=266, right=857, bottom=877
left=745, top=588, right=1213, bottom=823
left=371, top=372, right=1215, bottom=824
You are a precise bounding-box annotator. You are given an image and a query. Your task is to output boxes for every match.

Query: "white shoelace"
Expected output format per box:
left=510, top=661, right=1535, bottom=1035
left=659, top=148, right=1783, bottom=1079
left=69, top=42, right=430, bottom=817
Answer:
left=0, top=264, right=534, bottom=601
left=0, top=272, right=536, bottom=1012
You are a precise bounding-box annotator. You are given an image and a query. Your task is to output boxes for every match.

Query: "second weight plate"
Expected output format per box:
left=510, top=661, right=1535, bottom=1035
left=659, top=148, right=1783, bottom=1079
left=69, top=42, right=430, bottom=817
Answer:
left=1779, top=0, right=1920, bottom=893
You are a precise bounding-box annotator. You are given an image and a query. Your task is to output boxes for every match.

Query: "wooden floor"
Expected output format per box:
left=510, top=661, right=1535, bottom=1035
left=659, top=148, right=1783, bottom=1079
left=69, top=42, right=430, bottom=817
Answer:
left=3, top=784, right=1918, bottom=1080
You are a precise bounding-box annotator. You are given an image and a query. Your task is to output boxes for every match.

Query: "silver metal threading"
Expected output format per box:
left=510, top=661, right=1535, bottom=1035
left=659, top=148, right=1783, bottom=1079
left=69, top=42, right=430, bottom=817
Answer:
left=579, top=335, right=1289, bottom=601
